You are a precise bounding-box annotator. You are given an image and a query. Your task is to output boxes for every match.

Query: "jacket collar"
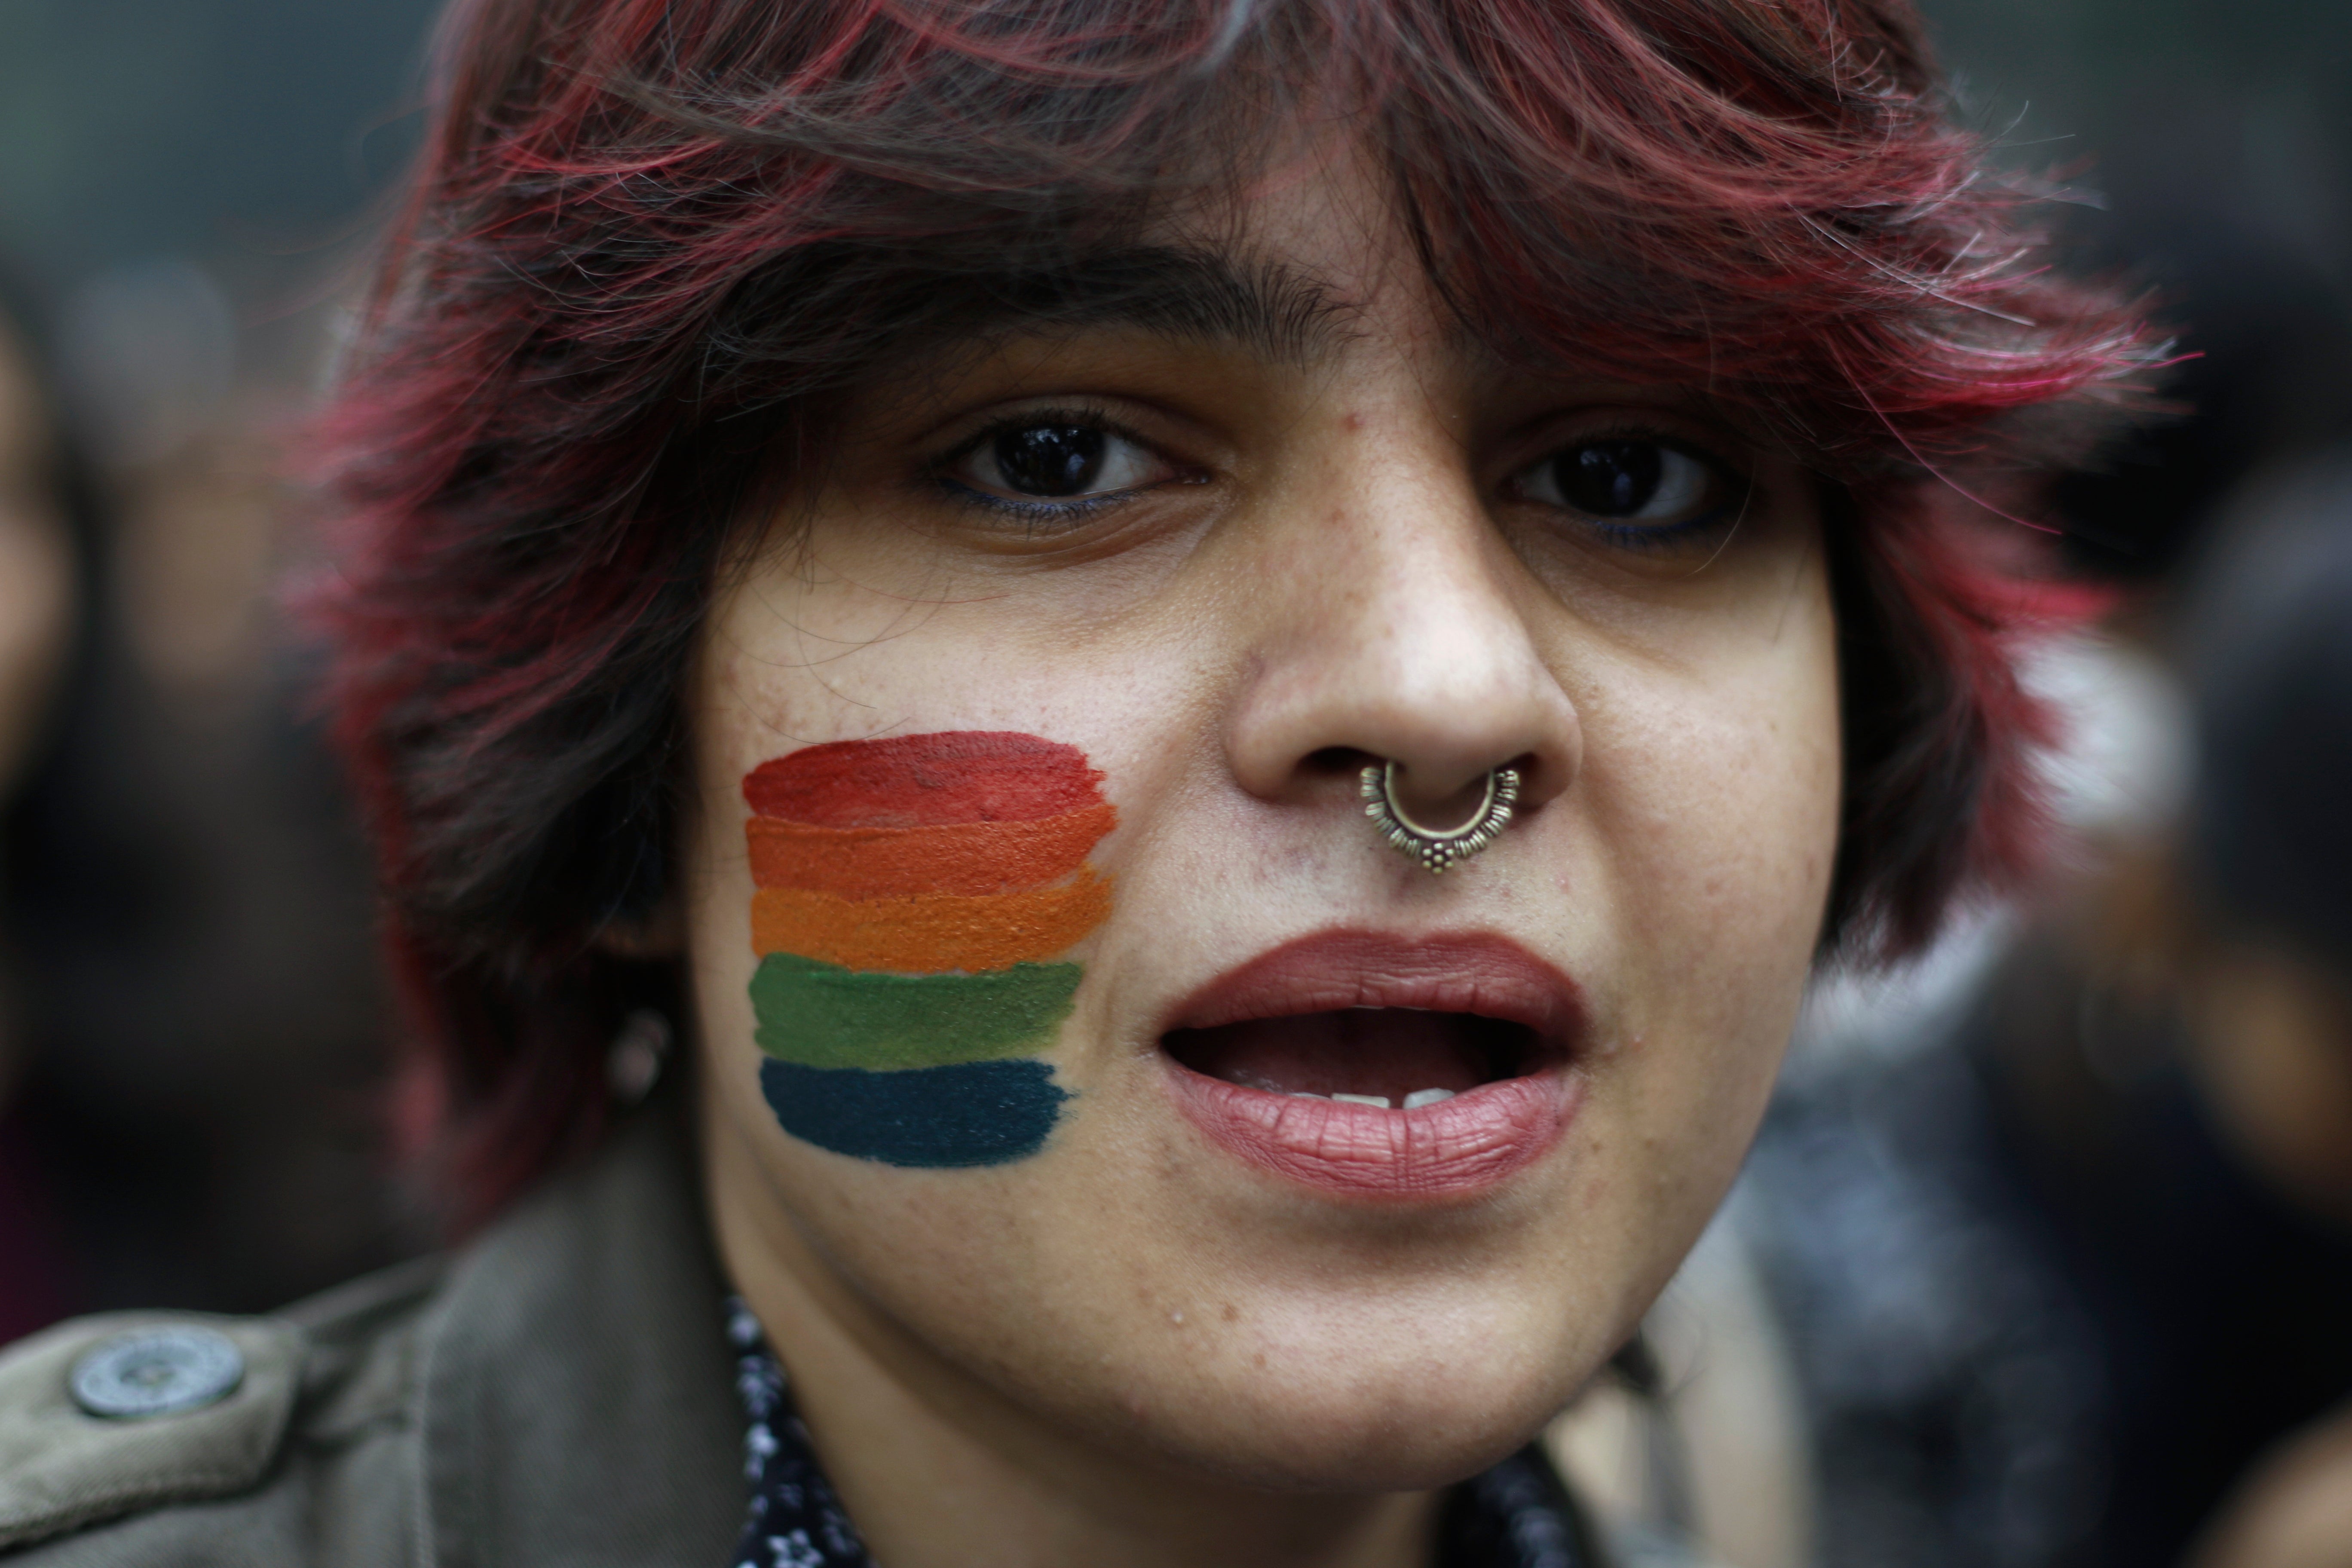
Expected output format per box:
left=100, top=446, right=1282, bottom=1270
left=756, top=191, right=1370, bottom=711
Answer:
left=412, top=1106, right=745, bottom=1568
left=404, top=1104, right=1602, bottom=1568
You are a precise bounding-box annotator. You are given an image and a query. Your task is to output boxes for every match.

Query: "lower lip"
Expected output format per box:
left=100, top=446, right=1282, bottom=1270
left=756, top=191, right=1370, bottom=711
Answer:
left=1161, top=1062, right=1578, bottom=1200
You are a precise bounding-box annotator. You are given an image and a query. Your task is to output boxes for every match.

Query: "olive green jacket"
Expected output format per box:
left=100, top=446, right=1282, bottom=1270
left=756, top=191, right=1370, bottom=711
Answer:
left=0, top=1111, right=745, bottom=1565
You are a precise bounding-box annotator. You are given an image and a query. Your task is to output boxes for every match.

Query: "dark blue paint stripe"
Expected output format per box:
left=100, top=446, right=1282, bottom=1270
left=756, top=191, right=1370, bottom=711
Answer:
left=760, top=1057, right=1069, bottom=1168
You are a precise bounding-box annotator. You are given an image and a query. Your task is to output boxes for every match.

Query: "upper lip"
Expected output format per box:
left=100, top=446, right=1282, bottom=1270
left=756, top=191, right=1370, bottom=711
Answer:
left=1156, top=928, right=1585, bottom=1054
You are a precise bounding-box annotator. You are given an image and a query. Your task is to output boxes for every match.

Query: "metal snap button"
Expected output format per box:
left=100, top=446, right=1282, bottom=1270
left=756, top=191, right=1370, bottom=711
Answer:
left=69, top=1326, right=245, bottom=1420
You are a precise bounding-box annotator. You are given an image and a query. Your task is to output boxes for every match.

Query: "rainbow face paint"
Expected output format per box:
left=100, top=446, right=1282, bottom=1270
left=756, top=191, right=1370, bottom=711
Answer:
left=744, top=731, right=1115, bottom=1167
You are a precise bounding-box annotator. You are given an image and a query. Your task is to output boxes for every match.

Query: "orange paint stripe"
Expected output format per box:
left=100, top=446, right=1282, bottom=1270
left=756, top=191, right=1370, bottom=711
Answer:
left=750, top=870, right=1113, bottom=974
left=747, top=802, right=1116, bottom=899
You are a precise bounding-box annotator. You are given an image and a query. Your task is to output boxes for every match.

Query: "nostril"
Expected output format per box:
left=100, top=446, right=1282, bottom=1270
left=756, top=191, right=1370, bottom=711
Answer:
left=1383, top=765, right=1490, bottom=833
left=1375, top=752, right=1540, bottom=829
left=1488, top=751, right=1548, bottom=812
left=1303, top=745, right=1377, bottom=778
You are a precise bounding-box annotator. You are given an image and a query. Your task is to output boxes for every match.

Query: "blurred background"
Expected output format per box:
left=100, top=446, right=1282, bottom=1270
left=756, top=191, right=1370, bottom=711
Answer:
left=0, top=0, right=441, bottom=1336
left=0, top=3, right=2346, bottom=1567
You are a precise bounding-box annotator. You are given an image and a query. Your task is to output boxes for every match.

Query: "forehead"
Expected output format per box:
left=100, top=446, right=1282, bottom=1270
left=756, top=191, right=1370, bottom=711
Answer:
left=878, top=150, right=1531, bottom=391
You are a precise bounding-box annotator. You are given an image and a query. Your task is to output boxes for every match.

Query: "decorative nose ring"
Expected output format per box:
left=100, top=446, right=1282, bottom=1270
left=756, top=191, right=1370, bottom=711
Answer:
left=1360, top=760, right=1520, bottom=873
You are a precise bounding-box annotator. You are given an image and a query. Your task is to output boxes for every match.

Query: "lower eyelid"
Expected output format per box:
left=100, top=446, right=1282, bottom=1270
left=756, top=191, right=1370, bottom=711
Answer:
left=1591, top=512, right=1726, bottom=549
left=935, top=475, right=1118, bottom=518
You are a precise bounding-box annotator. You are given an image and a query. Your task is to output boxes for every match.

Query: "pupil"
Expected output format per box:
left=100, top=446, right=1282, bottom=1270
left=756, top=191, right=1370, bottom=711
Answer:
left=1559, top=441, right=1662, bottom=517
left=995, top=426, right=1105, bottom=496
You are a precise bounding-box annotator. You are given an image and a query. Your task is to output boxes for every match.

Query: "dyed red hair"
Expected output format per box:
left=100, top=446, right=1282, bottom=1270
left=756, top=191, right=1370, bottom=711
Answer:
left=315, top=0, right=2159, bottom=1222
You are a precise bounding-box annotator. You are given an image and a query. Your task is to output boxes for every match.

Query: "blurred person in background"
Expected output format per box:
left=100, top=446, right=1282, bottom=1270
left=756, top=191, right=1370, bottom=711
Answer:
left=0, top=268, right=88, bottom=1345
left=2170, top=471, right=2352, bottom=1568
left=0, top=248, right=413, bottom=1342
left=1742, top=462, right=2352, bottom=1568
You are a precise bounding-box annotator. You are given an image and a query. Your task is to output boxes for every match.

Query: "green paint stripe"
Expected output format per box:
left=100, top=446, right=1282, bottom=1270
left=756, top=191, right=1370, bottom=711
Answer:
left=751, top=952, right=1082, bottom=1070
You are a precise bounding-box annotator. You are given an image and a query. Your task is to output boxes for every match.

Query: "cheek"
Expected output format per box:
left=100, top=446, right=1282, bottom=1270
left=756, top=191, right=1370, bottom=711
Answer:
left=1572, top=588, right=1841, bottom=1165
left=1594, top=548, right=1841, bottom=946
left=1618, top=694, right=1839, bottom=961
left=707, top=728, right=1120, bottom=1170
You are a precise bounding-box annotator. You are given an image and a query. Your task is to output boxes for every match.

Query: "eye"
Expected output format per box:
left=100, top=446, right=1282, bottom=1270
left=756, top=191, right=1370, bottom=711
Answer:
left=947, top=421, right=1172, bottom=504
left=1512, top=438, right=1736, bottom=531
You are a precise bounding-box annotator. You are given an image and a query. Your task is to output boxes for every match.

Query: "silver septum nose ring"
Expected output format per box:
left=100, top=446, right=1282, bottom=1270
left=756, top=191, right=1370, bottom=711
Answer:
left=1360, top=760, right=1520, bottom=873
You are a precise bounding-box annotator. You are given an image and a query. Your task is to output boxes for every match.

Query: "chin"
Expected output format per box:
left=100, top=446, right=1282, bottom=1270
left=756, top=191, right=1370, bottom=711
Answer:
left=980, top=1265, right=1615, bottom=1495
left=1119, top=1345, right=1586, bottom=1494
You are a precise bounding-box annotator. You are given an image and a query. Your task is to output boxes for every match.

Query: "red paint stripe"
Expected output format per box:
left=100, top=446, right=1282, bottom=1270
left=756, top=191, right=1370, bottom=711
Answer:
left=743, top=732, right=1105, bottom=829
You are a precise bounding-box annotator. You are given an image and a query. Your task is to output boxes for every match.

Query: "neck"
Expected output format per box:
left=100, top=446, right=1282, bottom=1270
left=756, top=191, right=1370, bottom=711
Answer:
left=703, top=1114, right=1442, bottom=1568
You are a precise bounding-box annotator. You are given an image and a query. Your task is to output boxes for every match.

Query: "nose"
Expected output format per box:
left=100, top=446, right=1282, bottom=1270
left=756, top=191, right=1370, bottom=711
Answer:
left=1221, top=433, right=1580, bottom=834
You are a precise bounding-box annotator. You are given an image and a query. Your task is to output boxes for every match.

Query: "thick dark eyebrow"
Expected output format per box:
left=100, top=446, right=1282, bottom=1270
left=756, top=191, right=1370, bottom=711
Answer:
left=945, top=246, right=1356, bottom=366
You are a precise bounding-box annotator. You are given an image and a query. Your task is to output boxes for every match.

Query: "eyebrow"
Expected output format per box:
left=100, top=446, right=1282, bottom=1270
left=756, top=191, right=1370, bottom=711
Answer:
left=945, top=245, right=1357, bottom=366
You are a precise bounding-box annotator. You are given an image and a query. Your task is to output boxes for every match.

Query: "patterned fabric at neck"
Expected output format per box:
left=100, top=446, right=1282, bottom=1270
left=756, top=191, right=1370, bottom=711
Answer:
left=729, top=1300, right=873, bottom=1568
left=725, top=1298, right=1597, bottom=1568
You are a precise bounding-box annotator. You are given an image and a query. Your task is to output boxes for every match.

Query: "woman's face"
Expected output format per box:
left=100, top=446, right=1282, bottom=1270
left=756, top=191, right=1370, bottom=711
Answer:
left=685, top=149, right=1840, bottom=1492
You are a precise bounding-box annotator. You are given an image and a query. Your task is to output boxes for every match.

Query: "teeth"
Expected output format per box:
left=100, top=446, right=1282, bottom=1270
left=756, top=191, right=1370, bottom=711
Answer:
left=1402, top=1088, right=1455, bottom=1110
left=1331, top=1093, right=1392, bottom=1109
left=1288, top=1090, right=1328, bottom=1099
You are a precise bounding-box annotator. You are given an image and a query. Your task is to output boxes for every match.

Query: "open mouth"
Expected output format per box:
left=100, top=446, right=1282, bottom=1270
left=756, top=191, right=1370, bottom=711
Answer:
left=1155, top=930, right=1584, bottom=1199
left=1162, top=1009, right=1552, bottom=1111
